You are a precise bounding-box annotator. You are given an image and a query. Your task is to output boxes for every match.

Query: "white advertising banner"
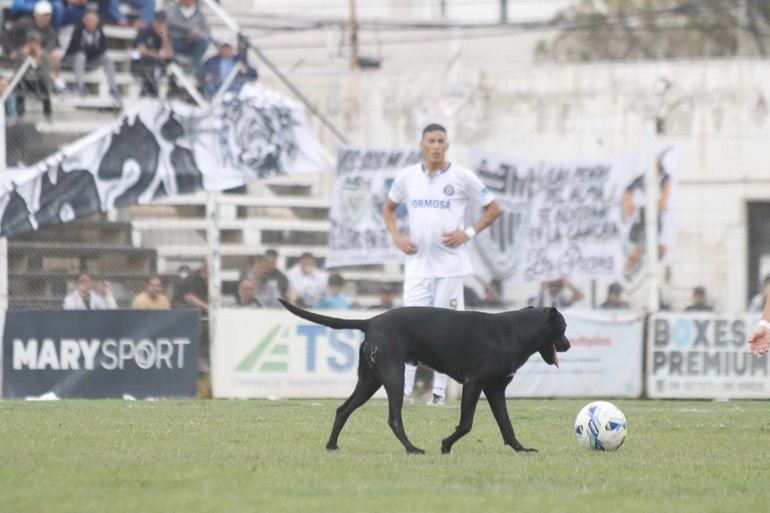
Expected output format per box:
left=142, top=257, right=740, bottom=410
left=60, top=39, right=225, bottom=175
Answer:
left=647, top=313, right=770, bottom=399
left=212, top=308, right=387, bottom=399
left=507, top=310, right=644, bottom=398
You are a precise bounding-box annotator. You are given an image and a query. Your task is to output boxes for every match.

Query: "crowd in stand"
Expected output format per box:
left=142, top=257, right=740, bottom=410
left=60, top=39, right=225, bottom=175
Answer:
left=64, top=250, right=768, bottom=314
left=0, top=0, right=258, bottom=123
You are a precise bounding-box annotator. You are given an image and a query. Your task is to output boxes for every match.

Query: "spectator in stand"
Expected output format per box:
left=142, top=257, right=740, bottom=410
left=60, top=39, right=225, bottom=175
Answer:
left=172, top=260, right=208, bottom=311
left=131, top=275, right=170, bottom=309
left=0, top=77, right=20, bottom=124
left=529, top=277, right=584, bottom=308
left=100, top=0, right=155, bottom=28
left=130, top=10, right=173, bottom=97
left=223, top=277, right=261, bottom=308
left=4, top=2, right=66, bottom=96
left=749, top=275, right=770, bottom=313
left=63, top=271, right=118, bottom=309
left=599, top=282, right=630, bottom=310
left=366, top=285, right=397, bottom=310
left=314, top=273, right=352, bottom=310
left=65, top=9, right=122, bottom=106
left=264, top=249, right=290, bottom=298
left=198, top=39, right=257, bottom=99
left=12, top=0, right=86, bottom=30
left=685, top=286, right=713, bottom=312
left=238, top=255, right=281, bottom=308
left=287, top=252, right=327, bottom=307
left=166, top=0, right=209, bottom=70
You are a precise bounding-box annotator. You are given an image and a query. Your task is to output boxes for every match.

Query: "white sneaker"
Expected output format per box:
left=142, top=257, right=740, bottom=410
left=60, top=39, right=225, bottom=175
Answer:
left=427, top=394, right=445, bottom=406
left=53, top=77, right=67, bottom=92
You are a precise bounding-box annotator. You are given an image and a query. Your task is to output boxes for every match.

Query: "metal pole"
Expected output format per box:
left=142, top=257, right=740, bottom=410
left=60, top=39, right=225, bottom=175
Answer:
left=644, top=116, right=660, bottom=312
left=500, top=0, right=508, bottom=24
left=205, top=191, right=221, bottom=387
left=350, top=0, right=359, bottom=70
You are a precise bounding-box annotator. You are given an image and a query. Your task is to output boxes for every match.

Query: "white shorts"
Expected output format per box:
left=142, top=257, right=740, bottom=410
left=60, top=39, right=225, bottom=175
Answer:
left=403, top=276, right=465, bottom=310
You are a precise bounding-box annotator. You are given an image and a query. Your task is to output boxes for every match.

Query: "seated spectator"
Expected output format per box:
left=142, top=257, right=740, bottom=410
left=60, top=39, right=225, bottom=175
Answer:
left=599, top=282, right=630, bottom=310
left=366, top=285, right=397, bottom=310
left=529, top=277, right=584, bottom=308
left=100, top=0, right=155, bottom=28
left=166, top=0, right=209, bottom=70
left=314, top=273, right=352, bottom=310
left=3, top=0, right=66, bottom=97
left=131, top=275, right=170, bottom=309
left=264, top=248, right=289, bottom=298
left=172, top=260, right=208, bottom=311
left=685, top=286, right=713, bottom=312
left=287, top=252, right=327, bottom=307
left=223, top=278, right=261, bottom=308
left=749, top=275, right=770, bottom=313
left=0, top=77, right=20, bottom=125
left=238, top=256, right=281, bottom=308
left=198, top=39, right=257, bottom=99
left=65, top=9, right=122, bottom=106
left=130, top=10, right=173, bottom=97
left=12, top=0, right=86, bottom=30
left=63, top=271, right=117, bottom=309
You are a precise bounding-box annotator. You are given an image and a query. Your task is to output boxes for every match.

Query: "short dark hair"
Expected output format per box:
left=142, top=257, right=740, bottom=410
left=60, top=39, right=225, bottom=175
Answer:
left=608, top=282, right=623, bottom=295
left=693, top=286, right=706, bottom=296
left=422, top=123, right=447, bottom=138
left=265, top=249, right=278, bottom=258
left=153, top=10, right=167, bottom=22
left=300, top=252, right=315, bottom=260
left=329, top=273, right=344, bottom=287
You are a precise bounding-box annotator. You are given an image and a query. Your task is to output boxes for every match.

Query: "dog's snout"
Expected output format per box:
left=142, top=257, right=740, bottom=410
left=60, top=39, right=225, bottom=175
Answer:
left=557, top=335, right=570, bottom=352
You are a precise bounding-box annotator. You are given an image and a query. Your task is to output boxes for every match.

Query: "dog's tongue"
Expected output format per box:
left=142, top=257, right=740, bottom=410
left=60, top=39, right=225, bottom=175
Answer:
left=553, top=350, right=559, bottom=368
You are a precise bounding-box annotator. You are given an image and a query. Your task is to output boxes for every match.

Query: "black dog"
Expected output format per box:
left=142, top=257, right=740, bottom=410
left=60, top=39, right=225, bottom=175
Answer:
left=278, top=299, right=570, bottom=454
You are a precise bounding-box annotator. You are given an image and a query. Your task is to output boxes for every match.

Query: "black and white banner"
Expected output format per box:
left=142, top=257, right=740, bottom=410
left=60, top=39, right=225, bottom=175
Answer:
left=0, top=83, right=325, bottom=238
left=468, top=147, right=679, bottom=283
left=2, top=310, right=200, bottom=399
left=326, top=146, right=421, bottom=268
left=647, top=313, right=770, bottom=399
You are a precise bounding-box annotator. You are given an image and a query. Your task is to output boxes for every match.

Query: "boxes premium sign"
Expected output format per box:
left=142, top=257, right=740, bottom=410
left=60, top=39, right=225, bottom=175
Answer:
left=647, top=313, right=770, bottom=399
left=2, top=310, right=200, bottom=399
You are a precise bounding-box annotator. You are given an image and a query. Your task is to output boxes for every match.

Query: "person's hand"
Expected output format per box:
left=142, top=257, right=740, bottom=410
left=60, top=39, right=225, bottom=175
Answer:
left=441, top=230, right=470, bottom=247
left=393, top=234, right=417, bottom=255
left=187, top=27, right=201, bottom=41
left=748, top=324, right=770, bottom=355
left=101, top=281, right=111, bottom=295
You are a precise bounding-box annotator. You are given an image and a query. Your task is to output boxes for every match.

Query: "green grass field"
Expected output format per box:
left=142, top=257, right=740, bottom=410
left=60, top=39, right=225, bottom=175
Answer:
left=1, top=398, right=770, bottom=513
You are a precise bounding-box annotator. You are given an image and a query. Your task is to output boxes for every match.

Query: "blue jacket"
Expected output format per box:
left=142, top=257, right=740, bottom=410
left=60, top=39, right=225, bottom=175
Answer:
left=198, top=55, right=257, bottom=98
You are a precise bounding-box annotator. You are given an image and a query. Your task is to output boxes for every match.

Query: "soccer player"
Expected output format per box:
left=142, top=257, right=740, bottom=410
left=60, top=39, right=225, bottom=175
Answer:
left=383, top=123, right=501, bottom=405
left=748, top=298, right=770, bottom=356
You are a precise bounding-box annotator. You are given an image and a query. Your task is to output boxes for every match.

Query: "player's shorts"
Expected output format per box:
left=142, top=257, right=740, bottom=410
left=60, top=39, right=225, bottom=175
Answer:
left=403, top=276, right=465, bottom=311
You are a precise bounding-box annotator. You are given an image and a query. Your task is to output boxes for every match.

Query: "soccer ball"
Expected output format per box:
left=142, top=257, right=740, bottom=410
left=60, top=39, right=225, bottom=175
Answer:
left=574, top=401, right=627, bottom=451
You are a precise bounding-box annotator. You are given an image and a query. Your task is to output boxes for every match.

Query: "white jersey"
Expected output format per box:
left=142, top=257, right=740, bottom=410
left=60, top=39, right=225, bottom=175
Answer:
left=388, top=162, right=494, bottom=278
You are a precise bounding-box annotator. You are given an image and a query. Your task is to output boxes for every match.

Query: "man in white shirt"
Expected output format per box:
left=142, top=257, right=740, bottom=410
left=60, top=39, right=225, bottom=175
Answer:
left=383, top=123, right=501, bottom=405
left=287, top=252, right=328, bottom=307
left=63, top=271, right=118, bottom=310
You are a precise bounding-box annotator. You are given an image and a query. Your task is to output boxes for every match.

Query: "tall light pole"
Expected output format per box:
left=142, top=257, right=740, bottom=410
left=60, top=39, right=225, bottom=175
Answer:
left=500, top=0, right=508, bottom=23
left=350, top=0, right=359, bottom=69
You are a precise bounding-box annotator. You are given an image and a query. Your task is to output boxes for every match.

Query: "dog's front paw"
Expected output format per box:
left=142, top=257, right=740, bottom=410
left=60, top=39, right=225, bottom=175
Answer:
left=326, top=444, right=340, bottom=453
left=407, top=447, right=425, bottom=455
left=440, top=440, right=452, bottom=454
left=513, top=446, right=538, bottom=453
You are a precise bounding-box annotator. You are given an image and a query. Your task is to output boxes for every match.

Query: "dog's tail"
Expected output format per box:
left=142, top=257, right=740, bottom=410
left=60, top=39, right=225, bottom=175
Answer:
left=278, top=299, right=370, bottom=331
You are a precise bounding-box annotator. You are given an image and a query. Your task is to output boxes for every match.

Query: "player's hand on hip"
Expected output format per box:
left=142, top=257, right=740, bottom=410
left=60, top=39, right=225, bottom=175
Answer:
left=442, top=231, right=469, bottom=247
left=394, top=235, right=417, bottom=255
left=747, top=325, right=770, bottom=355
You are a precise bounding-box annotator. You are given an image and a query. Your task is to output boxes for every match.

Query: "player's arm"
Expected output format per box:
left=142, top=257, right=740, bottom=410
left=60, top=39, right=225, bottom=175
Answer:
left=748, top=298, right=770, bottom=355
left=442, top=200, right=501, bottom=247
left=383, top=197, right=417, bottom=255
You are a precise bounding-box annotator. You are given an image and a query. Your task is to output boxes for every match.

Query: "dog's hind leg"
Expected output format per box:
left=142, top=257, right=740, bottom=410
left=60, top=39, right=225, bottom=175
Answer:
left=440, top=380, right=483, bottom=454
left=377, top=361, right=424, bottom=455
left=484, top=380, right=537, bottom=452
left=326, top=369, right=381, bottom=452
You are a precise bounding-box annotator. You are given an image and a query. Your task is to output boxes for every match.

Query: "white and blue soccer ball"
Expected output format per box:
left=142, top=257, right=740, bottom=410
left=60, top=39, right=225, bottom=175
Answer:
left=574, top=401, right=627, bottom=451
